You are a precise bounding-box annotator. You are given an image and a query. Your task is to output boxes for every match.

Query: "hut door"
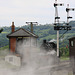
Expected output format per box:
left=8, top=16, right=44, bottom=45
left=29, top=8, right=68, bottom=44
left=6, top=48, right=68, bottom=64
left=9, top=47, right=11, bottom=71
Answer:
left=16, top=37, right=23, bottom=53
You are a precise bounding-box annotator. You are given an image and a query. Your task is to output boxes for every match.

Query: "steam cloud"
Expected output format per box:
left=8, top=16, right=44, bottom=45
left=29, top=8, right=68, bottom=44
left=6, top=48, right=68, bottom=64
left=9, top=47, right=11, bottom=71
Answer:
left=0, top=39, right=72, bottom=75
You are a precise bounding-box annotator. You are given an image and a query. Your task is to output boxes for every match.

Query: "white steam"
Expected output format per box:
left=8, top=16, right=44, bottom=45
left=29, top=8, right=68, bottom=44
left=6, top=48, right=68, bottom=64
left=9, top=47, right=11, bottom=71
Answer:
left=49, top=39, right=57, bottom=42
left=0, top=38, right=72, bottom=75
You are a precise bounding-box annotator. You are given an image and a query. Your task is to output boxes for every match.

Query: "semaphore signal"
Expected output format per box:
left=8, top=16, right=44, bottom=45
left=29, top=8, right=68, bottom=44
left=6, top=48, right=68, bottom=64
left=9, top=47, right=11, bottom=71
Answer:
left=53, top=0, right=64, bottom=57
left=66, top=4, right=75, bottom=25
left=53, top=0, right=75, bottom=57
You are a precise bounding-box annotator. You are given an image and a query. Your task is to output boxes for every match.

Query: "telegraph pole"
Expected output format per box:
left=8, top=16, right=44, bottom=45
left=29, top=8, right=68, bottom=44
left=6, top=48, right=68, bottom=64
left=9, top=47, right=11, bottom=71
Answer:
left=54, top=0, right=64, bottom=57
left=54, top=0, right=75, bottom=57
left=26, top=22, right=38, bottom=33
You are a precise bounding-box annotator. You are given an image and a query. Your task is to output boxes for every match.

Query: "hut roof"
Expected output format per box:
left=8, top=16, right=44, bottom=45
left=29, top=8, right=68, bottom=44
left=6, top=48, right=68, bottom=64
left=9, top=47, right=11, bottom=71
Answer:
left=7, top=28, right=38, bottom=38
left=68, top=37, right=75, bottom=40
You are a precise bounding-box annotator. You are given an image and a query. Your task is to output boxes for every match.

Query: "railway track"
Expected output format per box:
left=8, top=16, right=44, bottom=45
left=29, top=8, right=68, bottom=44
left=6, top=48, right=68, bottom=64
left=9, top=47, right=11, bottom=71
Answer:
left=35, top=60, right=73, bottom=75
left=37, top=60, right=71, bottom=71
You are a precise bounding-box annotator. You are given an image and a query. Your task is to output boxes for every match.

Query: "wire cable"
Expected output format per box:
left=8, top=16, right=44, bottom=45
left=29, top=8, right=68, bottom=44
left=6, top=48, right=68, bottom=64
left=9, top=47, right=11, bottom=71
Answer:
left=59, top=30, right=68, bottom=39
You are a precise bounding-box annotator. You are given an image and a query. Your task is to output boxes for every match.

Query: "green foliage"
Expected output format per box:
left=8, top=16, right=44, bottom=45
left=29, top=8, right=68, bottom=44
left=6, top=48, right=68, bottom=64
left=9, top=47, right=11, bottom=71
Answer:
left=0, top=21, right=75, bottom=58
left=60, top=57, right=69, bottom=61
left=60, top=47, right=69, bottom=57
left=0, top=45, right=9, bottom=50
left=0, top=28, right=3, bottom=33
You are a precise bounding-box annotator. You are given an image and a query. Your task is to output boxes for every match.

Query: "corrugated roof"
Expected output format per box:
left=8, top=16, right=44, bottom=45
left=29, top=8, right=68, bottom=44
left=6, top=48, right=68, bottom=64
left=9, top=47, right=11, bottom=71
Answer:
left=7, top=28, right=38, bottom=38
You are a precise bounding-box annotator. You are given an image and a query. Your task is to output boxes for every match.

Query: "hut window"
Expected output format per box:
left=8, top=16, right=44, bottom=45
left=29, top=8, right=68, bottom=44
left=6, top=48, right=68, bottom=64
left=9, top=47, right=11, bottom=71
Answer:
left=71, top=41, right=74, bottom=47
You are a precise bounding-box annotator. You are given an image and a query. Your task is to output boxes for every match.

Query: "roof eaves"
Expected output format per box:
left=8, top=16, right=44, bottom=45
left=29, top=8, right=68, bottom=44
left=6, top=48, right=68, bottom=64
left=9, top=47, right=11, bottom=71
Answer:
left=21, top=28, right=38, bottom=38
left=7, top=28, right=38, bottom=38
left=68, top=37, right=75, bottom=40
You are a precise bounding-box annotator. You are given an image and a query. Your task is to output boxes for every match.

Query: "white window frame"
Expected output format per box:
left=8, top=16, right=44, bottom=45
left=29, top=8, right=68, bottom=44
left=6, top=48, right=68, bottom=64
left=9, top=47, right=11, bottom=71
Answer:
left=71, top=40, right=74, bottom=47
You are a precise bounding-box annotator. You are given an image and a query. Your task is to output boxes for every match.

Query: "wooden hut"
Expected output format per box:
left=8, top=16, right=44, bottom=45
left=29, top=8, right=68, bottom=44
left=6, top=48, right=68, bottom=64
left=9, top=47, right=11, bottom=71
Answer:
left=69, top=37, right=75, bottom=75
left=69, top=37, right=75, bottom=57
left=7, top=22, right=38, bottom=53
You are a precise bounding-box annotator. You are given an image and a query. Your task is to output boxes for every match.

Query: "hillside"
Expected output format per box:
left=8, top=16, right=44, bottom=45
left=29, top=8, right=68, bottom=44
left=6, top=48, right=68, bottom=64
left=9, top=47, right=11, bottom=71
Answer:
left=0, top=21, right=75, bottom=48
